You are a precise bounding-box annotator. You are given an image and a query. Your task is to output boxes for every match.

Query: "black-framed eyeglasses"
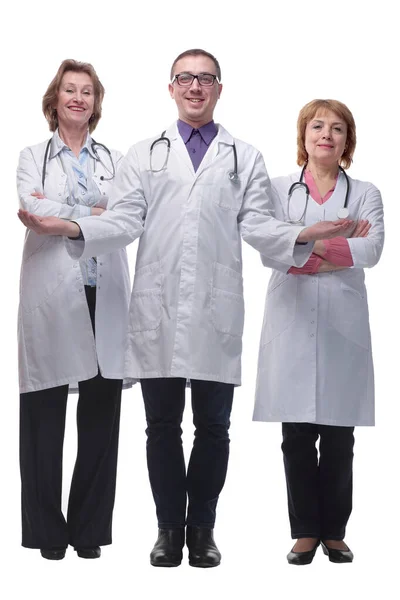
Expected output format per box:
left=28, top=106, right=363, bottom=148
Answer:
left=171, top=72, right=220, bottom=87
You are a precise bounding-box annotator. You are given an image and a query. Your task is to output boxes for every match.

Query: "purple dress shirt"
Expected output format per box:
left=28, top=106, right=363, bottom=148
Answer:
left=177, top=119, right=218, bottom=172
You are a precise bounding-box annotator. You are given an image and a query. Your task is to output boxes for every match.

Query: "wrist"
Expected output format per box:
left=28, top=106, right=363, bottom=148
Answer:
left=66, top=221, right=81, bottom=239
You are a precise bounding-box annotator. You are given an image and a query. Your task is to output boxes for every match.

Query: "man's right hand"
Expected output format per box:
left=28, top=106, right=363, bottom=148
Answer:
left=91, top=206, right=106, bottom=216
left=297, top=219, right=354, bottom=243
left=18, top=209, right=81, bottom=238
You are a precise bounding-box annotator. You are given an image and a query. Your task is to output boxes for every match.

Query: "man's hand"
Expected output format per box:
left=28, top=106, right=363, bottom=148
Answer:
left=18, top=209, right=81, bottom=238
left=297, top=219, right=354, bottom=243
left=31, top=191, right=45, bottom=199
left=91, top=206, right=106, bottom=216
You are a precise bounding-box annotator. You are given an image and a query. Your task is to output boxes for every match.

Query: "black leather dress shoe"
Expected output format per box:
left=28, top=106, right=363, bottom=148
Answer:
left=40, top=548, right=66, bottom=560
left=150, top=529, right=185, bottom=567
left=321, top=541, right=354, bottom=563
left=74, top=546, right=101, bottom=559
left=287, top=541, right=320, bottom=565
left=186, top=526, right=221, bottom=568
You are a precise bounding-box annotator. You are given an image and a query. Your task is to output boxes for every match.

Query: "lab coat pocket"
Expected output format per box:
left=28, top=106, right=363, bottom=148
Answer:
left=130, top=289, right=162, bottom=332
left=212, top=168, right=242, bottom=212
left=328, top=282, right=370, bottom=349
left=20, top=237, right=69, bottom=313
left=261, top=275, right=297, bottom=345
left=131, top=261, right=163, bottom=332
left=211, top=262, right=244, bottom=337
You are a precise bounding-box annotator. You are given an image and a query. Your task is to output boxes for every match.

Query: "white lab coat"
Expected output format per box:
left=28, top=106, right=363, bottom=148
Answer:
left=17, top=137, right=133, bottom=393
left=253, top=171, right=384, bottom=426
left=66, top=123, right=313, bottom=385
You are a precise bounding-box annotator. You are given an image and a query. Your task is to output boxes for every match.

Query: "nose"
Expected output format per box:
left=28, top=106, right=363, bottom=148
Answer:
left=72, top=91, right=84, bottom=104
left=189, top=77, right=202, bottom=92
left=322, top=127, right=332, bottom=140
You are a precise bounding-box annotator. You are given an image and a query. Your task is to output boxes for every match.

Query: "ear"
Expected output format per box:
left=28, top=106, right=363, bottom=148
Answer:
left=217, top=83, right=223, bottom=99
left=168, top=83, right=174, bottom=99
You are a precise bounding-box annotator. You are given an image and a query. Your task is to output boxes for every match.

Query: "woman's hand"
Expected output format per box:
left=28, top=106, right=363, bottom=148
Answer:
left=18, top=209, right=81, bottom=238
left=350, top=219, right=371, bottom=238
left=315, top=259, right=347, bottom=273
left=31, top=191, right=45, bottom=199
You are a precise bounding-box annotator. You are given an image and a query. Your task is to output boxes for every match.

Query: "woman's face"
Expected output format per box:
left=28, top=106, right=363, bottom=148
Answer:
left=304, top=109, right=347, bottom=167
left=55, top=71, right=95, bottom=130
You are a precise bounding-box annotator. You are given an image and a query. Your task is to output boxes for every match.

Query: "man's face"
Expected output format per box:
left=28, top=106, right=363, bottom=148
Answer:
left=169, top=55, right=222, bottom=127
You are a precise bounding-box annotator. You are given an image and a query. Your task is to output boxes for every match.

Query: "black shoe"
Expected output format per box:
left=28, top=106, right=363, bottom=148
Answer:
left=150, top=529, right=185, bottom=567
left=186, top=526, right=221, bottom=568
left=287, top=541, right=320, bottom=565
left=40, top=548, right=66, bottom=560
left=321, top=541, right=353, bottom=563
left=74, top=546, right=101, bottom=559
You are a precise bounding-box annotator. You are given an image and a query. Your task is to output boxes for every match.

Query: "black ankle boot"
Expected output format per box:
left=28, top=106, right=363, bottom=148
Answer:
left=186, top=526, right=221, bottom=568
left=150, top=528, right=185, bottom=567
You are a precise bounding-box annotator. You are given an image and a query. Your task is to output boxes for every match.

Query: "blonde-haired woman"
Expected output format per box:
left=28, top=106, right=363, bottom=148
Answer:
left=18, top=59, right=131, bottom=560
left=254, top=99, right=384, bottom=564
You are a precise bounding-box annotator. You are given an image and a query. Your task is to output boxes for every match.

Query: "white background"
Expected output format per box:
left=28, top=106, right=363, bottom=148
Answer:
left=1, top=0, right=397, bottom=598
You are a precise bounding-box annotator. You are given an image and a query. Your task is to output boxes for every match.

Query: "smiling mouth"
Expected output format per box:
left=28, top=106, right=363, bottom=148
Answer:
left=68, top=106, right=85, bottom=112
left=187, top=98, right=204, bottom=103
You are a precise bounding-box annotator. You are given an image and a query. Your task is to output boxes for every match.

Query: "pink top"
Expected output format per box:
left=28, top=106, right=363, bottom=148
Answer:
left=288, top=170, right=353, bottom=274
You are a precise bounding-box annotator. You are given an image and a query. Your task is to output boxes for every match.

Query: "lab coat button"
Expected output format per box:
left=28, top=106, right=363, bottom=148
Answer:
left=310, top=333, right=315, bottom=337
left=79, top=288, right=83, bottom=292
left=311, top=321, right=315, bottom=324
left=311, top=308, right=315, bottom=312
left=58, top=193, right=61, bottom=196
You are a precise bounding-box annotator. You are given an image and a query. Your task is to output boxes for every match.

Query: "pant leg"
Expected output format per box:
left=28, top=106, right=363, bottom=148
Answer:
left=67, top=285, right=122, bottom=547
left=20, top=385, right=69, bottom=549
left=281, top=423, right=320, bottom=538
left=141, top=378, right=187, bottom=528
left=318, top=425, right=355, bottom=540
left=67, top=374, right=122, bottom=547
left=186, top=379, right=234, bottom=528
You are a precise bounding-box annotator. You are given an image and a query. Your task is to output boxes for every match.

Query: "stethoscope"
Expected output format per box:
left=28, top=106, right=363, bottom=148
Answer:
left=286, top=165, right=350, bottom=224
left=41, top=137, right=115, bottom=190
left=149, top=130, right=239, bottom=183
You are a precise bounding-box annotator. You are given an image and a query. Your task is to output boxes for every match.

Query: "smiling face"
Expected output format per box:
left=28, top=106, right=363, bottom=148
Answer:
left=168, top=55, right=222, bottom=128
left=304, top=109, right=348, bottom=167
left=55, top=71, right=95, bottom=131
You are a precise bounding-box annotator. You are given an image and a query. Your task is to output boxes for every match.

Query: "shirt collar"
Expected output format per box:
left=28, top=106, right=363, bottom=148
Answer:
left=50, top=129, right=94, bottom=158
left=177, top=119, right=218, bottom=145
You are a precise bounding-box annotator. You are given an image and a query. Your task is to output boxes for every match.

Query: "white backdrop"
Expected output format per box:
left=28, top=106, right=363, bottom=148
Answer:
left=1, top=0, right=397, bottom=598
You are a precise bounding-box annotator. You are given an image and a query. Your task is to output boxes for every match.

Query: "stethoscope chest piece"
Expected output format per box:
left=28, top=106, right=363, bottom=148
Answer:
left=229, top=171, right=239, bottom=183
left=337, top=207, right=350, bottom=219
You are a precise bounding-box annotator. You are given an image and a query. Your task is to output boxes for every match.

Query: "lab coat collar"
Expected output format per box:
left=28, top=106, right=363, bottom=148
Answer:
left=49, top=129, right=94, bottom=159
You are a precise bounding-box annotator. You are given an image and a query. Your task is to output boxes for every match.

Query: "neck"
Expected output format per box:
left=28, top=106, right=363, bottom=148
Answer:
left=179, top=116, right=212, bottom=129
left=306, top=160, right=339, bottom=181
left=58, top=124, right=88, bottom=157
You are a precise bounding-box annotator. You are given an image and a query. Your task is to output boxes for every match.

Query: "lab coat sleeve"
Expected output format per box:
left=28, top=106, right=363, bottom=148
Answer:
left=65, top=145, right=146, bottom=260
left=238, top=153, right=313, bottom=268
left=17, top=147, right=90, bottom=219
left=257, top=181, right=314, bottom=273
left=347, top=185, right=384, bottom=268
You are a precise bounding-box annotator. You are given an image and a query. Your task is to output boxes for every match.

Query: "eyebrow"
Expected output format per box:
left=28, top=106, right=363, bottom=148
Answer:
left=63, top=82, right=93, bottom=88
left=312, top=119, right=345, bottom=126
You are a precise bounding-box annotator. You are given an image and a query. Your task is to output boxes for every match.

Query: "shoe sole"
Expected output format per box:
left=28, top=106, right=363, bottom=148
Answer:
left=150, top=561, right=182, bottom=567
left=322, top=546, right=353, bottom=563
left=189, top=560, right=221, bottom=568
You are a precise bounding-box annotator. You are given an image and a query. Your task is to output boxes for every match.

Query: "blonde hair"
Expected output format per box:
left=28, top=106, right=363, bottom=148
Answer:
left=42, top=59, right=105, bottom=133
left=297, top=99, right=356, bottom=170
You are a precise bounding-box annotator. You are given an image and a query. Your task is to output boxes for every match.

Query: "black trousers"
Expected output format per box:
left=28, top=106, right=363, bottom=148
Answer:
left=19, top=286, right=122, bottom=549
left=282, top=423, right=355, bottom=540
left=140, top=378, right=234, bottom=529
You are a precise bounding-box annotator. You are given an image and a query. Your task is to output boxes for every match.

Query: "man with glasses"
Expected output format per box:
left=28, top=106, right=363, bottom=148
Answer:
left=18, top=48, right=353, bottom=567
